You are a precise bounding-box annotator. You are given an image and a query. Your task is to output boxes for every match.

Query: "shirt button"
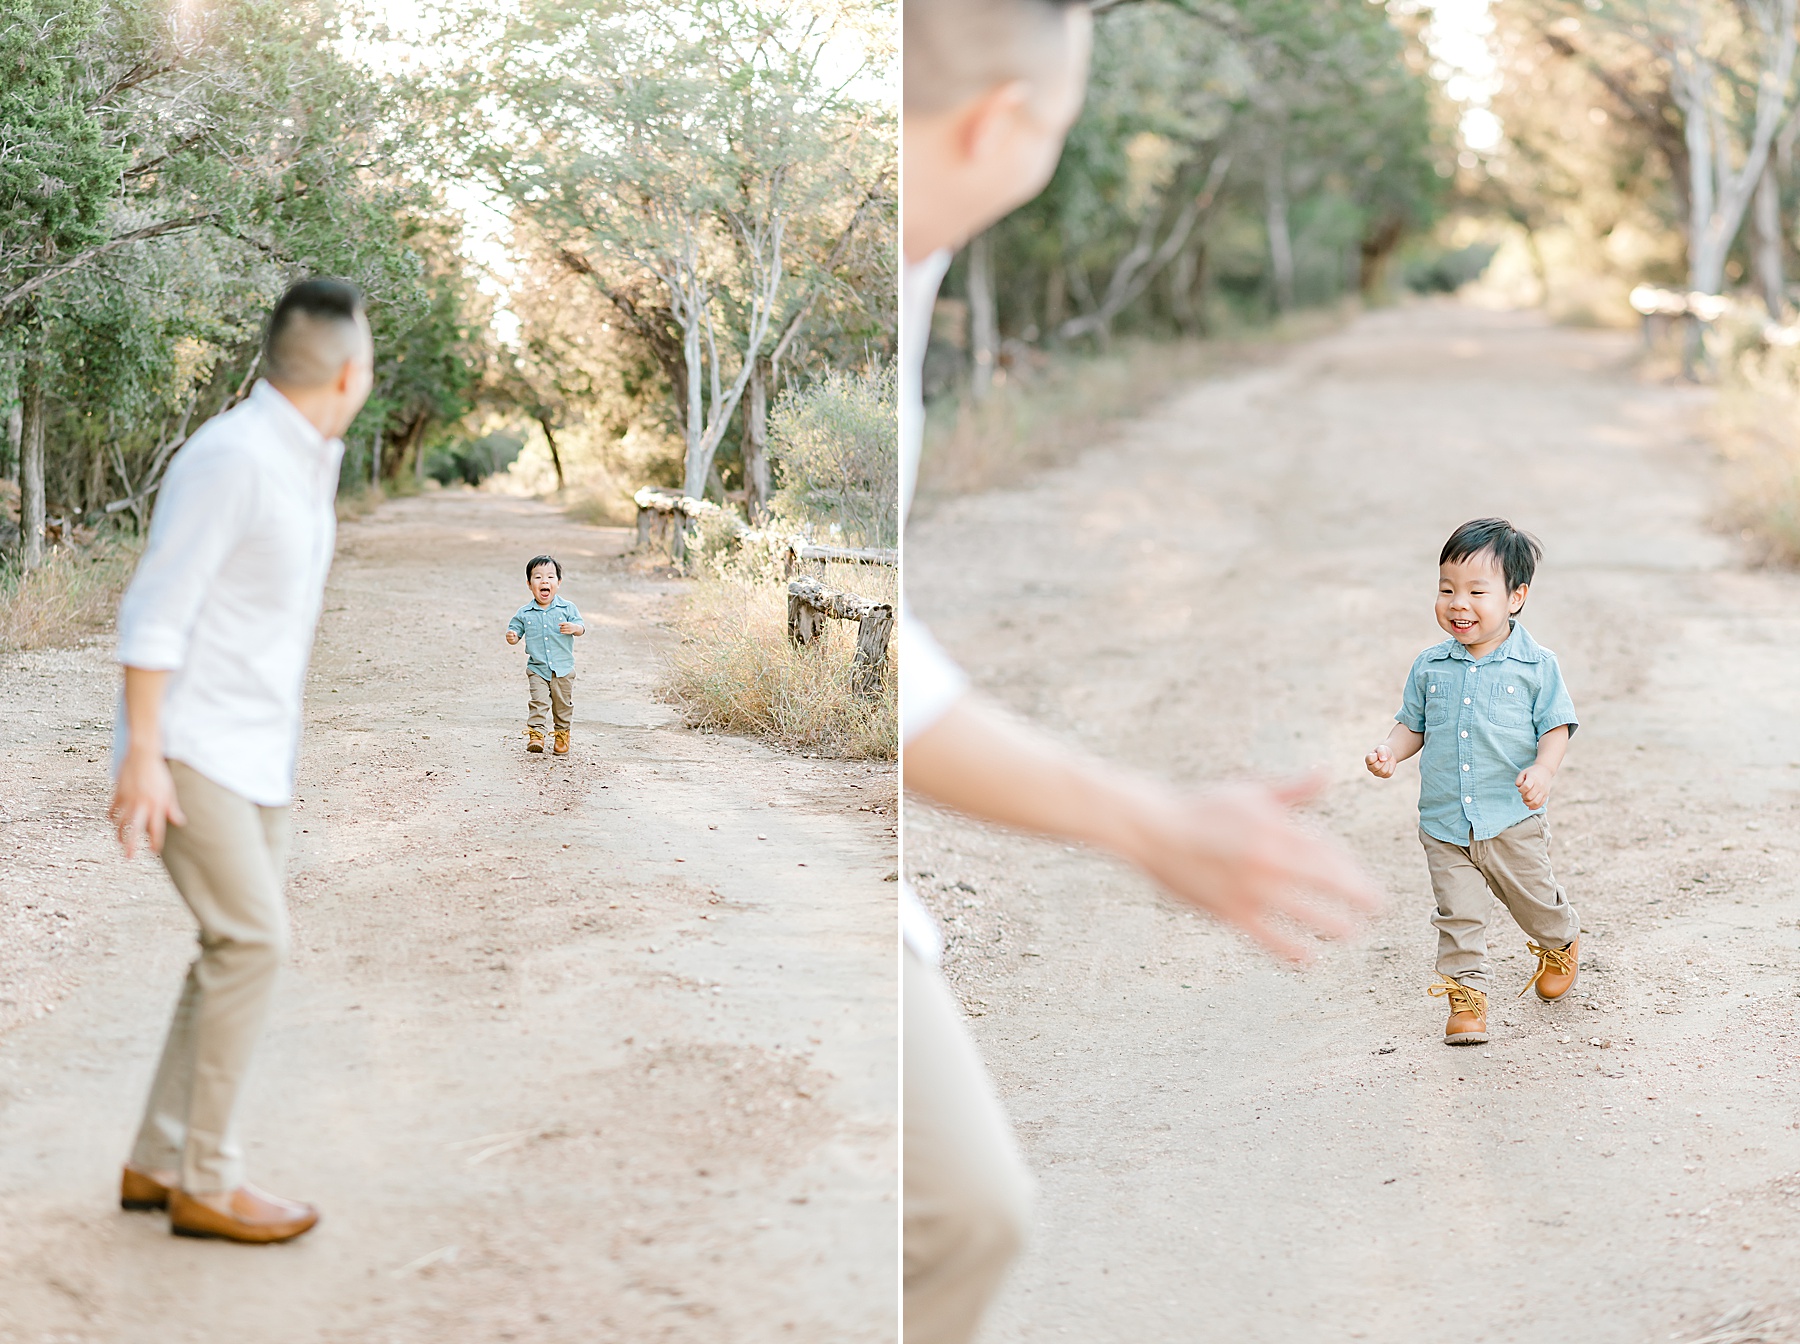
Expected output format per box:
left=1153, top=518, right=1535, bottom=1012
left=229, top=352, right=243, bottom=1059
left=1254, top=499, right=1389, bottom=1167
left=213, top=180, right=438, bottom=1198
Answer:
left=1460, top=731, right=1468, bottom=738
left=1464, top=796, right=1472, bottom=804
left=1462, top=763, right=1470, bottom=771
left=1464, top=697, right=1471, bottom=704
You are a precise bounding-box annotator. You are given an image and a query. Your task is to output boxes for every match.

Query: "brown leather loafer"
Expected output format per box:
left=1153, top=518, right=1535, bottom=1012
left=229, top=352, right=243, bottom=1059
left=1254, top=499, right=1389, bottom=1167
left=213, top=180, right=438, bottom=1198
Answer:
left=169, top=1185, right=320, bottom=1244
left=1429, top=976, right=1489, bottom=1045
left=1522, top=938, right=1579, bottom=1001
left=120, top=1165, right=175, bottom=1211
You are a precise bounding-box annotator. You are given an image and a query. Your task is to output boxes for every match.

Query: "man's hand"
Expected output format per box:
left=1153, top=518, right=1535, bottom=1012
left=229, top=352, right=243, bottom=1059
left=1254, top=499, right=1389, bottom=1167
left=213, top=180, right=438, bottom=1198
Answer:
left=1365, top=744, right=1397, bottom=778
left=906, top=698, right=1382, bottom=966
left=506, top=629, right=521, bottom=645
left=558, top=621, right=582, bottom=635
left=1516, top=761, right=1556, bottom=810
left=1119, top=775, right=1382, bottom=963
left=110, top=749, right=185, bottom=858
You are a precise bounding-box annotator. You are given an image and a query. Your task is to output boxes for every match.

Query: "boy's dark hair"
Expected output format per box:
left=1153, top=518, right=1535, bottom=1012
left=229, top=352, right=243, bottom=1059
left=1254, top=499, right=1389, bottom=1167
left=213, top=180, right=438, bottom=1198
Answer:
left=1440, top=518, right=1541, bottom=595
left=526, top=554, right=562, bottom=581
left=263, top=279, right=366, bottom=386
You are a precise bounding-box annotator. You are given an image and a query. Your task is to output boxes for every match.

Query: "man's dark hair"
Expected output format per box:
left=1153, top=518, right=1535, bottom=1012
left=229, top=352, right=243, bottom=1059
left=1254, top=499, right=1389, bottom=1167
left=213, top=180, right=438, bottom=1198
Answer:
left=526, top=554, right=562, bottom=581
left=263, top=279, right=366, bottom=387
left=905, top=0, right=1089, bottom=112
left=1440, top=518, right=1541, bottom=594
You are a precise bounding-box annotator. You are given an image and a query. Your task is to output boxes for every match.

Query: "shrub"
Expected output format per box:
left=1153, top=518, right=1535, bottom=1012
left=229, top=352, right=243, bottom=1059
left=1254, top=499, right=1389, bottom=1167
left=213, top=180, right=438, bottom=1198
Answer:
left=770, top=365, right=898, bottom=548
left=0, top=530, right=145, bottom=652
left=662, top=560, right=896, bottom=761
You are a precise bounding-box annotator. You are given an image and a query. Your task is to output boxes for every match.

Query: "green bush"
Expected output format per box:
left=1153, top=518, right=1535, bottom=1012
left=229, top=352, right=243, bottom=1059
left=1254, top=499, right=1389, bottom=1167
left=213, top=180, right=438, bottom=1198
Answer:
left=769, top=366, right=897, bottom=548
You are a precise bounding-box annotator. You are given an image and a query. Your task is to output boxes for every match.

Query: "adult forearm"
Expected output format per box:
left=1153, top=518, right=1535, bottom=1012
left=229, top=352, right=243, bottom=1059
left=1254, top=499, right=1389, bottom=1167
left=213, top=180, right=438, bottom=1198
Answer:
left=906, top=695, right=1175, bottom=858
left=122, top=667, right=171, bottom=758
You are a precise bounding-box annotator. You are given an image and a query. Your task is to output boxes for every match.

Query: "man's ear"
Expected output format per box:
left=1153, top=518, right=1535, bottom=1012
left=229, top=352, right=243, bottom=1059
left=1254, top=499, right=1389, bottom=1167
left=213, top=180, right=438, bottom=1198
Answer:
left=957, top=80, right=1031, bottom=164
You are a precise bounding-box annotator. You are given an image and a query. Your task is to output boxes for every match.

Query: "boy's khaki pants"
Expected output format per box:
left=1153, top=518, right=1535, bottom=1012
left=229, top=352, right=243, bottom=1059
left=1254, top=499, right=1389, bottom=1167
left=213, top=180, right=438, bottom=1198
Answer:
left=904, top=948, right=1034, bottom=1344
left=130, top=761, right=290, bottom=1195
left=527, top=671, right=573, bottom=734
left=1421, top=813, right=1579, bottom=995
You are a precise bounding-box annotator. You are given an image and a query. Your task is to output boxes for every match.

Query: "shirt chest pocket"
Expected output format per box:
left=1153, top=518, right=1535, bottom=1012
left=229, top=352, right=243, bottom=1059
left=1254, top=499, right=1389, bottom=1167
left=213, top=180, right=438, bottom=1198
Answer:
left=1424, top=678, right=1454, bottom=726
left=1487, top=677, right=1532, bottom=728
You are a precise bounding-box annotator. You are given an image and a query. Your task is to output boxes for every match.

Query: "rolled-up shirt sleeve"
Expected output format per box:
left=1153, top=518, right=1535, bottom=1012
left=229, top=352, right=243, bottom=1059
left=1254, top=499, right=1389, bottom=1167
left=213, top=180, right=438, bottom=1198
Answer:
left=1533, top=657, right=1579, bottom=739
left=1397, top=655, right=1428, bottom=733
left=115, top=451, right=253, bottom=671
left=900, top=602, right=969, bottom=743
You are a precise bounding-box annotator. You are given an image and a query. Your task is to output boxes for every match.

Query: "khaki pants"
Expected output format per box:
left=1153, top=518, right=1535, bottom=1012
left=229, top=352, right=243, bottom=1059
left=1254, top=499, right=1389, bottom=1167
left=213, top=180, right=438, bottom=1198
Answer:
left=527, top=671, right=573, bottom=734
left=904, top=948, right=1033, bottom=1344
left=1421, top=814, right=1579, bottom=994
left=130, top=761, right=291, bottom=1194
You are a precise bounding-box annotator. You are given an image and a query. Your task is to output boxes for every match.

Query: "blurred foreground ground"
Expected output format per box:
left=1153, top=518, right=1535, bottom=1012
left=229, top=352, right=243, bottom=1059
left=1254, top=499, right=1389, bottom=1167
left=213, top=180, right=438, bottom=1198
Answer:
left=0, top=494, right=896, bottom=1344
left=909, top=301, right=1800, bottom=1342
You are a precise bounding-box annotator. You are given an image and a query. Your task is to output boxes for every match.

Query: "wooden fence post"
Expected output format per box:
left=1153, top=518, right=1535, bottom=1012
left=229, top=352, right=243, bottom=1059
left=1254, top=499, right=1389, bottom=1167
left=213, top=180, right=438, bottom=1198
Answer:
left=785, top=576, right=893, bottom=699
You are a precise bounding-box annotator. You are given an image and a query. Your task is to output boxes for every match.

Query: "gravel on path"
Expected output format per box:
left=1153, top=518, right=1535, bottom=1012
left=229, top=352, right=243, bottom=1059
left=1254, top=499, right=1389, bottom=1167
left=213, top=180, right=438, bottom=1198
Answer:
left=906, top=301, right=1800, bottom=1344
left=0, top=490, right=896, bottom=1344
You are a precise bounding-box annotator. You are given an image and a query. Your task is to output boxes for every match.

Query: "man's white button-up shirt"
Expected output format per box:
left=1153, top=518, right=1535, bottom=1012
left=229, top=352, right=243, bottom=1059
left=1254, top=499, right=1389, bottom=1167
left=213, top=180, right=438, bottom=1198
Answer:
left=114, top=380, right=345, bottom=807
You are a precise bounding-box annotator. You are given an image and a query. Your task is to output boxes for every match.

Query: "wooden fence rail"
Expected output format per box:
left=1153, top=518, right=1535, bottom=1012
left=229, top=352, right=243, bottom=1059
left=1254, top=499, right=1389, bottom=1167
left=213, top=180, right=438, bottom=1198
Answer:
left=633, top=487, right=898, bottom=573
left=786, top=576, right=894, bottom=699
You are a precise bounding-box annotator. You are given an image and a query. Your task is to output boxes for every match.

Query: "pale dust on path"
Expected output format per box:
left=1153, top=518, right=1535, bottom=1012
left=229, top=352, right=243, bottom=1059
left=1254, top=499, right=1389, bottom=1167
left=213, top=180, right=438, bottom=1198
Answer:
left=906, top=302, right=1800, bottom=1343
left=0, top=491, right=897, bottom=1343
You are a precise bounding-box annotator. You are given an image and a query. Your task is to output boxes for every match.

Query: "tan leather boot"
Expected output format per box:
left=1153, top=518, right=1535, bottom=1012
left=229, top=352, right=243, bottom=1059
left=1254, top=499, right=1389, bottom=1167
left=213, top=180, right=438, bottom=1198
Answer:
left=527, top=729, right=544, bottom=753
left=1428, top=977, right=1489, bottom=1045
left=169, top=1185, right=320, bottom=1244
left=120, top=1165, right=175, bottom=1211
left=553, top=729, right=569, bottom=755
left=1522, top=938, right=1579, bottom=1001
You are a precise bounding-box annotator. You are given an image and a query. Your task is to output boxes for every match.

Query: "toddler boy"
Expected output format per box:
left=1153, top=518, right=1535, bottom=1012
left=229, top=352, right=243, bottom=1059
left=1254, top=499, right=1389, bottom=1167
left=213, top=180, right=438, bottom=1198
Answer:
left=1365, top=518, right=1580, bottom=1045
left=506, top=554, right=583, bottom=755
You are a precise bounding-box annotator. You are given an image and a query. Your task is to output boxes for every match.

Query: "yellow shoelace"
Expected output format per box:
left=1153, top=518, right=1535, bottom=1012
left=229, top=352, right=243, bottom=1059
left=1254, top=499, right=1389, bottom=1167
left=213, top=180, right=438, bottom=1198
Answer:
left=1519, top=941, right=1577, bottom=999
left=1428, top=976, right=1487, bottom=1017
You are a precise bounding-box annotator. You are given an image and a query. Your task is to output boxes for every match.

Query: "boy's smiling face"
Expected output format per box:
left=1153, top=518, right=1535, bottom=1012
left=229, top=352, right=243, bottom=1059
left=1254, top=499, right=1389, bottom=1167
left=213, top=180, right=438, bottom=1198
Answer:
left=1437, top=549, right=1525, bottom=658
left=529, top=563, right=560, bottom=606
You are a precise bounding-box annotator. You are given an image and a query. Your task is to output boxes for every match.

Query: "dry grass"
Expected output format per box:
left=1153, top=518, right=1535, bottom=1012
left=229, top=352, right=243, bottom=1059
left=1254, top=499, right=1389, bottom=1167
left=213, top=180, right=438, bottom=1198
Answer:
left=915, top=309, right=1348, bottom=504
left=0, top=531, right=145, bottom=652
left=1714, top=369, right=1800, bottom=565
left=335, top=482, right=387, bottom=523
left=662, top=560, right=897, bottom=761
left=562, top=486, right=637, bottom=528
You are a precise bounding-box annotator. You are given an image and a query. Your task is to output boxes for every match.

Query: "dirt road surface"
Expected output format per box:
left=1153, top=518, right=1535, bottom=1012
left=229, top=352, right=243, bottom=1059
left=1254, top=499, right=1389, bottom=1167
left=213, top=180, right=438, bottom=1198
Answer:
left=907, top=302, right=1800, bottom=1342
left=0, top=492, right=896, bottom=1343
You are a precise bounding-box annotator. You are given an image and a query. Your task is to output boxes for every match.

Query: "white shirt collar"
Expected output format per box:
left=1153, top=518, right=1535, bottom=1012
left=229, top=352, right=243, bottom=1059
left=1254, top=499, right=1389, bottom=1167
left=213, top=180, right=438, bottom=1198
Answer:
left=251, top=379, right=335, bottom=456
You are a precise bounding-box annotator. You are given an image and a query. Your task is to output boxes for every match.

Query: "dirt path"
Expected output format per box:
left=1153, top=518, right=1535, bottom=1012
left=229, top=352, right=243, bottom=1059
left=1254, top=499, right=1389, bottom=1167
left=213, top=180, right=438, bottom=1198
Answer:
left=907, top=302, right=1800, bottom=1342
left=0, top=491, right=896, bottom=1343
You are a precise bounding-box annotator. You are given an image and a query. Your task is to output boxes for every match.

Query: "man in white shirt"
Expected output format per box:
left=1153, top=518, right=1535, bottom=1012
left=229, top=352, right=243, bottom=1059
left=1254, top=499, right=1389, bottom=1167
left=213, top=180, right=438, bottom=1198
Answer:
left=109, top=278, right=373, bottom=1243
left=901, top=4, right=1383, bottom=1340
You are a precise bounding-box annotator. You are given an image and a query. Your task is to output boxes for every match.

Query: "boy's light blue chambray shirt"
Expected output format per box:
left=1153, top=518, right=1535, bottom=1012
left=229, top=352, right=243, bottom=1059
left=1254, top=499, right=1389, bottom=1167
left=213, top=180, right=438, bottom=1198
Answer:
left=1397, top=621, right=1577, bottom=846
left=509, top=596, right=582, bottom=679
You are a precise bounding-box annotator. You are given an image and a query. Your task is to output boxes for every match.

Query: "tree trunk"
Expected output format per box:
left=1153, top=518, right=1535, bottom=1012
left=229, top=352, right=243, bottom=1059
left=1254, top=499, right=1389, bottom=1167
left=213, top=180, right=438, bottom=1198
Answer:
left=743, top=358, right=771, bottom=522
left=4, top=404, right=19, bottom=483
left=85, top=440, right=107, bottom=517
left=967, top=232, right=998, bottom=402
left=1754, top=160, right=1785, bottom=318
left=535, top=414, right=565, bottom=492
left=1264, top=155, right=1295, bottom=313
left=682, top=319, right=707, bottom=501
left=1359, top=218, right=1404, bottom=299
left=20, top=337, right=46, bottom=570
left=1044, top=264, right=1067, bottom=335
left=371, top=425, right=382, bottom=491
left=1173, top=243, right=1209, bottom=333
